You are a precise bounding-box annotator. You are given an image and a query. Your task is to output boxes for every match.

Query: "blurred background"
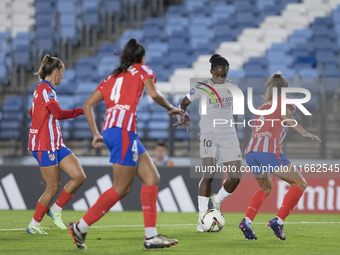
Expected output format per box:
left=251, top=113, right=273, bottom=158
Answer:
left=0, top=0, right=339, bottom=164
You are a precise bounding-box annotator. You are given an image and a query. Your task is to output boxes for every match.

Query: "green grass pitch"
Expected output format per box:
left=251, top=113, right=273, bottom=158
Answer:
left=0, top=210, right=339, bottom=255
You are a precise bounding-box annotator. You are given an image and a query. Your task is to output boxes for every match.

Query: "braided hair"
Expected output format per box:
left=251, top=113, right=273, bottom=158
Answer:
left=112, top=38, right=145, bottom=76
left=209, top=54, right=229, bottom=71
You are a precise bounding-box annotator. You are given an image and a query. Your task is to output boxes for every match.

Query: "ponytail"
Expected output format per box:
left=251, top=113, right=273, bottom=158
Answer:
left=112, top=38, right=145, bottom=76
left=35, top=54, right=64, bottom=81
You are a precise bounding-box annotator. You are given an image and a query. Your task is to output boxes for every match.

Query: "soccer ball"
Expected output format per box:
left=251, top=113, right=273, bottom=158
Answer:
left=200, top=209, right=225, bottom=232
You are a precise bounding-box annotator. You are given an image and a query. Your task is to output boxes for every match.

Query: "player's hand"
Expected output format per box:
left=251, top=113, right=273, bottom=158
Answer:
left=92, top=133, right=104, bottom=148
left=167, top=107, right=182, bottom=123
left=302, top=132, right=321, bottom=142
left=173, top=110, right=190, bottom=131
left=167, top=107, right=182, bottom=117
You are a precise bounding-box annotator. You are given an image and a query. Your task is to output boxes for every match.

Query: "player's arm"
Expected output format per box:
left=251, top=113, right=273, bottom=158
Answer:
left=83, top=90, right=104, bottom=148
left=282, top=105, right=321, bottom=142
left=47, top=102, right=84, bottom=120
left=144, top=78, right=181, bottom=117
left=173, top=96, right=191, bottom=131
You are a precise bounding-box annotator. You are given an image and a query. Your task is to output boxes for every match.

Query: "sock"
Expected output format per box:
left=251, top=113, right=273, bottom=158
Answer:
left=77, top=218, right=89, bottom=234
left=198, top=196, right=209, bottom=218
left=30, top=218, right=40, bottom=226
left=277, top=186, right=303, bottom=221
left=32, top=202, right=49, bottom=224
left=53, top=189, right=74, bottom=213
left=245, top=190, right=267, bottom=221
left=145, top=227, right=158, bottom=239
left=82, top=188, right=121, bottom=227
left=215, top=186, right=232, bottom=204
left=276, top=216, right=284, bottom=225
left=141, top=185, right=158, bottom=238
left=245, top=217, right=252, bottom=224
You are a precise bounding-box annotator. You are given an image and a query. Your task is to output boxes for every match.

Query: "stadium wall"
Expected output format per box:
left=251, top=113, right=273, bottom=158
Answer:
left=0, top=166, right=339, bottom=214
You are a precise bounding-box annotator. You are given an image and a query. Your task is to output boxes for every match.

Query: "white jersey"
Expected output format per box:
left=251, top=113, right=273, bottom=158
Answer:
left=186, top=78, right=238, bottom=138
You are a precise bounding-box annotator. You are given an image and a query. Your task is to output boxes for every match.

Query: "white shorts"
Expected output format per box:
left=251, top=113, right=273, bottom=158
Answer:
left=199, top=133, right=242, bottom=164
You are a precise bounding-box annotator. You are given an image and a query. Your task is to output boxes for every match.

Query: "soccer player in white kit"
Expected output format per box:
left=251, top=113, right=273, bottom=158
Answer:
left=174, top=54, right=242, bottom=232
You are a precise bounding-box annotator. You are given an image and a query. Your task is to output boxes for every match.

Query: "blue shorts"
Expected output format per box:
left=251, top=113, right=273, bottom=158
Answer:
left=31, top=146, right=72, bottom=167
left=103, top=127, right=146, bottom=166
left=245, top=152, right=290, bottom=174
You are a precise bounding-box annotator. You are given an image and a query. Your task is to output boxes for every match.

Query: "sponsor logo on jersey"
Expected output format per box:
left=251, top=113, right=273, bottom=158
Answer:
left=107, top=104, right=131, bottom=112
left=30, top=129, right=38, bottom=134
left=190, top=88, right=195, bottom=95
left=48, top=152, right=55, bottom=161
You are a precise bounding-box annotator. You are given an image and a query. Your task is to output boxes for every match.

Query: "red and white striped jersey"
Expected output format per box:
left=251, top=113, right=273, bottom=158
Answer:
left=28, top=81, right=65, bottom=151
left=97, top=63, right=156, bottom=133
left=245, top=96, right=296, bottom=155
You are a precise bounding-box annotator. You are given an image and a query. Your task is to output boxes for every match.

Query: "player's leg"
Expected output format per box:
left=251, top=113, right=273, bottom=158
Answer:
left=69, top=163, right=136, bottom=249
left=136, top=148, right=178, bottom=249
left=239, top=152, right=273, bottom=240
left=27, top=163, right=60, bottom=234
left=48, top=148, right=86, bottom=229
left=211, top=136, right=242, bottom=210
left=197, top=157, right=216, bottom=231
left=69, top=128, right=138, bottom=249
left=269, top=161, right=307, bottom=240
left=211, top=160, right=242, bottom=211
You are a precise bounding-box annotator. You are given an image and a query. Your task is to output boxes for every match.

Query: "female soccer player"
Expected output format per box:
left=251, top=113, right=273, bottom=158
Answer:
left=174, top=54, right=242, bottom=232
left=239, top=72, right=321, bottom=240
left=27, top=55, right=86, bottom=234
left=68, top=39, right=180, bottom=250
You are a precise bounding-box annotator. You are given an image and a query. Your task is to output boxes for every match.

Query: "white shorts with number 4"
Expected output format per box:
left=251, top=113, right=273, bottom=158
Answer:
left=199, top=133, right=242, bottom=164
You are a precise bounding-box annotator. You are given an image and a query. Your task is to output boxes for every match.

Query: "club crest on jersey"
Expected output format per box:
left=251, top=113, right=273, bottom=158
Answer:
left=48, top=91, right=55, bottom=99
left=204, top=148, right=208, bottom=155
left=48, top=152, right=55, bottom=161
left=132, top=153, right=138, bottom=162
left=190, top=88, right=195, bottom=95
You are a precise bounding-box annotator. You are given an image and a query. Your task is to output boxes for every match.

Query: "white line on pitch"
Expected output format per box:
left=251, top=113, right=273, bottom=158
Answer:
left=1, top=222, right=340, bottom=231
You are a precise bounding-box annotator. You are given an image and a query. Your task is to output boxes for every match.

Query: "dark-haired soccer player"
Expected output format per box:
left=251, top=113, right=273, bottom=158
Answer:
left=68, top=38, right=180, bottom=250
left=175, top=54, right=242, bottom=232
left=239, top=72, right=320, bottom=240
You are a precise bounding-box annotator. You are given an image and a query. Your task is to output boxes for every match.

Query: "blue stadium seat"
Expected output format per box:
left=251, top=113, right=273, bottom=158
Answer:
left=191, top=17, right=213, bottom=28
left=165, top=5, right=188, bottom=17
left=298, top=68, right=318, bottom=78
left=227, top=70, right=245, bottom=78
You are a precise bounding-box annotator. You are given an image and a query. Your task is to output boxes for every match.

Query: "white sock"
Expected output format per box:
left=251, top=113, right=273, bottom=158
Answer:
left=245, top=217, right=252, bottom=224
left=52, top=203, right=62, bottom=213
left=145, top=227, right=158, bottom=239
left=29, top=218, right=40, bottom=226
left=215, top=186, right=232, bottom=204
left=198, top=196, right=209, bottom=218
left=276, top=216, right=284, bottom=225
left=77, top=218, right=89, bottom=234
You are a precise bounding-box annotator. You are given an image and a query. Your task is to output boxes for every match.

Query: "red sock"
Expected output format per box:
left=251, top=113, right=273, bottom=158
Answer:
left=55, top=189, right=74, bottom=208
left=245, top=190, right=267, bottom=221
left=141, top=185, right=158, bottom=228
left=33, top=202, right=49, bottom=222
left=277, top=186, right=303, bottom=220
left=82, top=188, right=121, bottom=226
